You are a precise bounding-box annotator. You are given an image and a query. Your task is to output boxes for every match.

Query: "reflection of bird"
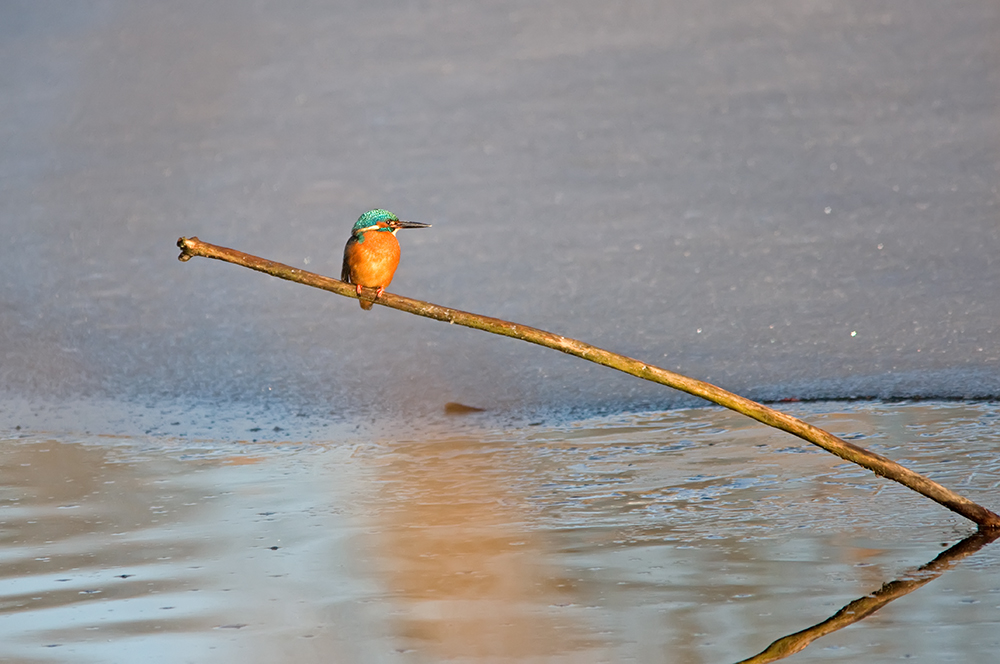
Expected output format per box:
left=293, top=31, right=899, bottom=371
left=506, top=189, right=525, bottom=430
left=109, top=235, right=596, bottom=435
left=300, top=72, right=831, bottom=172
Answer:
left=341, top=209, right=431, bottom=310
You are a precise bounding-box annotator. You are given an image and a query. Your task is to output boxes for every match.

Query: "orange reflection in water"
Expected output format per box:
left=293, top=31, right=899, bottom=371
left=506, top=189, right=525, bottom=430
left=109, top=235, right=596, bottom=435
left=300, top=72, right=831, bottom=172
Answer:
left=369, top=435, right=603, bottom=660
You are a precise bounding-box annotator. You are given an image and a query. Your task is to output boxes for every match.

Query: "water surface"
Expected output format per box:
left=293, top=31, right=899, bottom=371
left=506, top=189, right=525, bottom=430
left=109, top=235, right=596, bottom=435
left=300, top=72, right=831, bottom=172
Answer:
left=3, top=402, right=998, bottom=663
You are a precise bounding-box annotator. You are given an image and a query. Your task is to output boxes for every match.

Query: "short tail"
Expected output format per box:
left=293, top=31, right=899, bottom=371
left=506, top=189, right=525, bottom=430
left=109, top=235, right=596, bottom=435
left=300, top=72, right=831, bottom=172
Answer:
left=359, top=299, right=374, bottom=311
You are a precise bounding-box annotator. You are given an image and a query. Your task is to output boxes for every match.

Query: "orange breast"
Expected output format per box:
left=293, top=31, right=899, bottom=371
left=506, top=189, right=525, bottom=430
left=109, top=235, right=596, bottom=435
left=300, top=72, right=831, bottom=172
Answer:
left=341, top=230, right=401, bottom=289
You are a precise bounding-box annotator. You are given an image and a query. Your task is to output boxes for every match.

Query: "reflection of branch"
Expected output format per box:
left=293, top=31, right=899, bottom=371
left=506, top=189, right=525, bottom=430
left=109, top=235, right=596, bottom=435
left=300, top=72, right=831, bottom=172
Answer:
left=735, top=529, right=1000, bottom=664
left=177, top=236, right=1000, bottom=529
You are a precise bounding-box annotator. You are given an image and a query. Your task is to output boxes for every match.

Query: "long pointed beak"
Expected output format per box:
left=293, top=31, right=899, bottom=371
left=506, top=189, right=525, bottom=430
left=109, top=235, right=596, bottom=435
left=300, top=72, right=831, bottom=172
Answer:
left=388, top=220, right=432, bottom=230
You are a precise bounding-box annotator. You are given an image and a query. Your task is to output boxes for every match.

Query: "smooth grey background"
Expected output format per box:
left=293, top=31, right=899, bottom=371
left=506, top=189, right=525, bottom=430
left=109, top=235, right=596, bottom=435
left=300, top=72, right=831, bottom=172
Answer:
left=1, top=0, right=998, bottom=430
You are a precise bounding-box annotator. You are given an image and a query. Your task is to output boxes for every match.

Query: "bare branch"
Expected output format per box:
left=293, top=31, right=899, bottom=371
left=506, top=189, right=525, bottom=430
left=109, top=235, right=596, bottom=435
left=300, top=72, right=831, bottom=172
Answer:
left=177, top=236, right=1000, bottom=530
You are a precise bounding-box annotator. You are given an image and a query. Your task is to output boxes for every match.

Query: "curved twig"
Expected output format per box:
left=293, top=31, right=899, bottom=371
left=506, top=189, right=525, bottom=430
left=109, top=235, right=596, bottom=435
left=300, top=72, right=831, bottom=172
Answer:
left=177, top=236, right=1000, bottom=530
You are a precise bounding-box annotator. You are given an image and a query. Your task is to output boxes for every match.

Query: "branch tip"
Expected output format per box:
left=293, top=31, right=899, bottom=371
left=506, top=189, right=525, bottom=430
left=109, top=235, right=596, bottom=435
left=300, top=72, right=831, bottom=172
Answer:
left=177, top=236, right=199, bottom=262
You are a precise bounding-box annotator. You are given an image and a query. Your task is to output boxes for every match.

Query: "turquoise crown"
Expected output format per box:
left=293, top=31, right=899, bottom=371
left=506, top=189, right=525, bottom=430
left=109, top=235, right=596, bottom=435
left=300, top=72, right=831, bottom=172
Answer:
left=352, top=209, right=398, bottom=233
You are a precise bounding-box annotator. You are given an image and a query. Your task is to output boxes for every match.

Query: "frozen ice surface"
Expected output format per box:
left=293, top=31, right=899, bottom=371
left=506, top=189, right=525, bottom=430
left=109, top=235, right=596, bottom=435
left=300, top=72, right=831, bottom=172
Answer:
left=1, top=0, right=998, bottom=433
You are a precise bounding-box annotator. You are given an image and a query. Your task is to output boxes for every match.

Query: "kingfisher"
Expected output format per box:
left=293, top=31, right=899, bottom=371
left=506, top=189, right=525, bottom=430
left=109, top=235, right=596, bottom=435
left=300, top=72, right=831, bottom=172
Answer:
left=341, top=209, right=431, bottom=310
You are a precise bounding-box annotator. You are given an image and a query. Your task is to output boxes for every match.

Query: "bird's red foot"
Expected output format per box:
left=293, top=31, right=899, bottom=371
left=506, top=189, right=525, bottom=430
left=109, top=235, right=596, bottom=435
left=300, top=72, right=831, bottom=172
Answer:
left=374, top=286, right=385, bottom=300
left=355, top=284, right=364, bottom=297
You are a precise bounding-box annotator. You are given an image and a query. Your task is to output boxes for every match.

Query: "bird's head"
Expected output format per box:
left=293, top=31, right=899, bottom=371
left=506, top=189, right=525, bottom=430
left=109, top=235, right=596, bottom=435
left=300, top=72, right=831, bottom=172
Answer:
left=352, top=209, right=431, bottom=237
